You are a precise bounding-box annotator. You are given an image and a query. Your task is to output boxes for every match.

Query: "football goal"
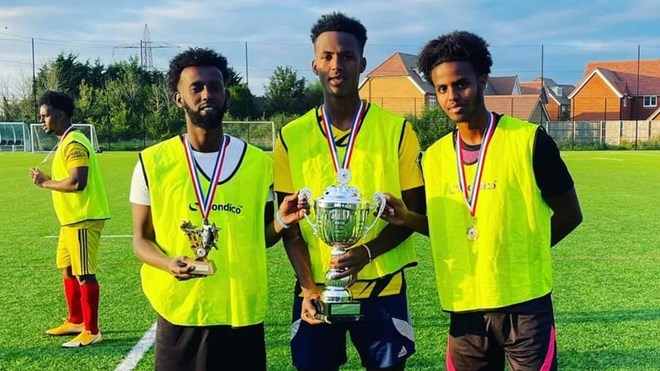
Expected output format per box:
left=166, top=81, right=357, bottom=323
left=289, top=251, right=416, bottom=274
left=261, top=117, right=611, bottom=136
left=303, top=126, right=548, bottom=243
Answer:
left=30, top=123, right=101, bottom=153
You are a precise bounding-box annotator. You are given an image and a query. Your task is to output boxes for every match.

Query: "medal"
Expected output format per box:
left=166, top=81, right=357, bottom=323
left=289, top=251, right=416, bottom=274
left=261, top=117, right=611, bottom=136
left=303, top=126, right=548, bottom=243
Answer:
left=456, top=113, right=495, bottom=240
left=183, top=134, right=228, bottom=220
left=336, top=168, right=351, bottom=186
left=321, top=101, right=366, bottom=183
left=179, top=135, right=228, bottom=276
left=467, top=225, right=479, bottom=241
left=182, top=134, right=228, bottom=238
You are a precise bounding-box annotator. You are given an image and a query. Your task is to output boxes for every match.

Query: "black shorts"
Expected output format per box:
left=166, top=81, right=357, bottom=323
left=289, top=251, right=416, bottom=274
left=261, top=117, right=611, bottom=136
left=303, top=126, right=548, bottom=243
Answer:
left=446, top=295, right=557, bottom=371
left=290, top=272, right=415, bottom=369
left=155, top=315, right=266, bottom=371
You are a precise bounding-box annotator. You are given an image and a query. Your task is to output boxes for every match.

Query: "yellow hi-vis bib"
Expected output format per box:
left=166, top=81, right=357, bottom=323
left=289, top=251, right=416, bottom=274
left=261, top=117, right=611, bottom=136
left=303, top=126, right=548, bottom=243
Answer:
left=281, top=103, right=417, bottom=282
left=139, top=136, right=272, bottom=326
left=52, top=131, right=110, bottom=225
left=423, top=115, right=553, bottom=312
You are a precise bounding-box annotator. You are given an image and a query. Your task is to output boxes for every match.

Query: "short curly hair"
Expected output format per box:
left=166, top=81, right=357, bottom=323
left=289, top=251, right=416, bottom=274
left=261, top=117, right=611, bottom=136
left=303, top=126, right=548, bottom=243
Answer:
left=310, top=12, right=367, bottom=52
left=418, top=31, right=492, bottom=83
left=38, top=91, right=74, bottom=118
left=167, top=47, right=229, bottom=93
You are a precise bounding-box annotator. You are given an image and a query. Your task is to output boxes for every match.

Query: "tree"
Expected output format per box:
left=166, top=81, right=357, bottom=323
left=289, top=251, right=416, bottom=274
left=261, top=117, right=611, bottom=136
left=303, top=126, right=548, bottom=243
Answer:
left=35, top=53, right=92, bottom=98
left=302, top=81, right=324, bottom=111
left=144, top=80, right=183, bottom=141
left=405, top=108, right=455, bottom=151
left=76, top=80, right=101, bottom=125
left=264, top=66, right=306, bottom=115
left=1, top=78, right=36, bottom=122
left=2, top=51, right=235, bottom=149
left=224, top=67, right=243, bottom=88
left=227, top=83, right=258, bottom=120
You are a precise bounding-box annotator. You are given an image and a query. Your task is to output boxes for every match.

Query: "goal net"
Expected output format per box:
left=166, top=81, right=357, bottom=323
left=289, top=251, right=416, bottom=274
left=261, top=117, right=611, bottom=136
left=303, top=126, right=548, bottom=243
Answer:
left=30, top=123, right=101, bottom=153
left=223, top=121, right=275, bottom=152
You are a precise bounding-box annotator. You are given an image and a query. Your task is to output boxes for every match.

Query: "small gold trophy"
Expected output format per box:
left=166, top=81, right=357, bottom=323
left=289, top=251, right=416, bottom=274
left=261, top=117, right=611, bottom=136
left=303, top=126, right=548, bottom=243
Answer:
left=180, top=220, right=219, bottom=276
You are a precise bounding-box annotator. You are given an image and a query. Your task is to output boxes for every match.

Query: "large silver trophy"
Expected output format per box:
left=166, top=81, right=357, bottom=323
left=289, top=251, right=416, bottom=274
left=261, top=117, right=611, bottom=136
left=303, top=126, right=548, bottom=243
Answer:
left=299, top=169, right=386, bottom=323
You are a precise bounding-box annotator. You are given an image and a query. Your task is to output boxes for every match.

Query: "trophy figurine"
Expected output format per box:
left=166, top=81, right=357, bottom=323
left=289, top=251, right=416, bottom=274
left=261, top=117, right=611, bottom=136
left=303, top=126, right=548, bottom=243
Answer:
left=299, top=169, right=386, bottom=323
left=180, top=219, right=220, bottom=276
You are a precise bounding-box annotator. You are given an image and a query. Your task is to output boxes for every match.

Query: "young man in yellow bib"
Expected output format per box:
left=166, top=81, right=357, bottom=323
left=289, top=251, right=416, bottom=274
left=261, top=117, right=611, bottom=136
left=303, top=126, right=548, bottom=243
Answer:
left=382, top=31, right=583, bottom=371
left=274, top=12, right=425, bottom=370
left=30, top=91, right=110, bottom=348
left=130, top=47, right=306, bottom=370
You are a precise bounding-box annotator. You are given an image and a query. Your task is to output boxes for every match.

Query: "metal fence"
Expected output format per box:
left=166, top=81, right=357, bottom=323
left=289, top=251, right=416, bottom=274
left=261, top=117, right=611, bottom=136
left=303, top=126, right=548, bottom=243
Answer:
left=0, top=120, right=276, bottom=153
left=543, top=120, right=660, bottom=147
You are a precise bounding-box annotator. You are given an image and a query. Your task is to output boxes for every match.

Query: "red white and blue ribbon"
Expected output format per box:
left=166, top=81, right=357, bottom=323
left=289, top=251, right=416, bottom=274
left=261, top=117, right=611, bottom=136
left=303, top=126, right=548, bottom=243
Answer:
left=320, top=100, right=366, bottom=173
left=38, top=125, right=76, bottom=168
left=455, top=112, right=495, bottom=217
left=183, top=134, right=229, bottom=221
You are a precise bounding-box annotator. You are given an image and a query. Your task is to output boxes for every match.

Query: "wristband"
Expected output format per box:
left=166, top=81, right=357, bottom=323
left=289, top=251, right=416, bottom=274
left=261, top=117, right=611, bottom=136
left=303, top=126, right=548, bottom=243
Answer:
left=363, top=244, right=372, bottom=263
left=275, top=212, right=290, bottom=230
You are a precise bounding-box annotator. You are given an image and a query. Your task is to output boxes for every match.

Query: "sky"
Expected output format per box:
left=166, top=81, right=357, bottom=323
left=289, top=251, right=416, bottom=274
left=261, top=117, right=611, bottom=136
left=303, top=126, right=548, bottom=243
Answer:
left=1, top=0, right=660, bottom=97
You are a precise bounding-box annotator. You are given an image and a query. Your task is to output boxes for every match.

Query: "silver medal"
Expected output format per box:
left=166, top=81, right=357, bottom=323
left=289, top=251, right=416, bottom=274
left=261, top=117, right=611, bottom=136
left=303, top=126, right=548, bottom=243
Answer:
left=467, top=225, right=479, bottom=240
left=336, top=168, right=351, bottom=186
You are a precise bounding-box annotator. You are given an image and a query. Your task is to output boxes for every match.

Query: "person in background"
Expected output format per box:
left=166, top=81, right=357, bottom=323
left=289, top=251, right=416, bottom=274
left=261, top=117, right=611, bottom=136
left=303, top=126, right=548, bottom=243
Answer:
left=130, top=47, right=306, bottom=370
left=30, top=90, right=110, bottom=348
left=274, top=12, right=425, bottom=370
left=382, top=31, right=583, bottom=371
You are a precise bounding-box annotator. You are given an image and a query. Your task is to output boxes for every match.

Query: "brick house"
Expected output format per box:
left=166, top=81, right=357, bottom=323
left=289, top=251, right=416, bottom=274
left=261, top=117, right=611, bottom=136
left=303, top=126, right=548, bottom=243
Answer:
left=358, top=52, right=435, bottom=117
left=484, top=75, right=550, bottom=123
left=520, top=77, right=574, bottom=121
left=568, top=60, right=660, bottom=121
left=359, top=52, right=550, bottom=123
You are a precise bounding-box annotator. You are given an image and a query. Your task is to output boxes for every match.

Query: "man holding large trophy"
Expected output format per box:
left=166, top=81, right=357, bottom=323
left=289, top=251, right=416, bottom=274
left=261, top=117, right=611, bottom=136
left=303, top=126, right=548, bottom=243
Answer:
left=274, top=12, right=426, bottom=371
left=130, top=47, right=306, bottom=371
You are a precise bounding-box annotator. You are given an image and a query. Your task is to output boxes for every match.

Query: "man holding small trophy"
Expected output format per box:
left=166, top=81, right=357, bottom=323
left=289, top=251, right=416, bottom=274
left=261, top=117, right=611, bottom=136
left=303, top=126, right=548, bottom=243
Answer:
left=274, top=12, right=425, bottom=371
left=130, top=47, right=306, bottom=371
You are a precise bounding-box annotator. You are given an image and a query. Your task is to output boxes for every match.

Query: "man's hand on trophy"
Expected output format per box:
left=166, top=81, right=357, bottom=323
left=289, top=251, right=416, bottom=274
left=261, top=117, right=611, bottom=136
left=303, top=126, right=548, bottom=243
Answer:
left=329, top=246, right=370, bottom=285
left=301, top=289, right=324, bottom=325
left=168, top=256, right=197, bottom=281
left=379, top=192, right=410, bottom=226
left=278, top=191, right=309, bottom=226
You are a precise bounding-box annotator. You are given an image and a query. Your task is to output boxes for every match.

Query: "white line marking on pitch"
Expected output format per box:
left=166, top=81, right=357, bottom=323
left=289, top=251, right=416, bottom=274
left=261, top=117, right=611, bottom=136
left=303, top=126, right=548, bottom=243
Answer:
left=591, top=157, right=623, bottom=161
left=114, top=321, right=157, bottom=371
left=45, top=235, right=133, bottom=239
left=614, top=152, right=660, bottom=157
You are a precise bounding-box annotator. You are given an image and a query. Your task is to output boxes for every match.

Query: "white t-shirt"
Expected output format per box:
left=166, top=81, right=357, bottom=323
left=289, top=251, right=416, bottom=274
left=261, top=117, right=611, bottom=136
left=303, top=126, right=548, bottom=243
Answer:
left=129, top=134, right=274, bottom=206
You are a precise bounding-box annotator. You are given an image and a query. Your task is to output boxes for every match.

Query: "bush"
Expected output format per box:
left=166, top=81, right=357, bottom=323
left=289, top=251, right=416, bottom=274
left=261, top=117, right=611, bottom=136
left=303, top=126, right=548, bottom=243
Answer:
left=405, top=108, right=454, bottom=150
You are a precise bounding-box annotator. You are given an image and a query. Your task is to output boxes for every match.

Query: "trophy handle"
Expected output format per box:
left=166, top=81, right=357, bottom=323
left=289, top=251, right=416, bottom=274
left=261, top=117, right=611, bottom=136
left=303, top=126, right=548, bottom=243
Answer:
left=363, top=192, right=387, bottom=235
left=298, top=188, right=318, bottom=235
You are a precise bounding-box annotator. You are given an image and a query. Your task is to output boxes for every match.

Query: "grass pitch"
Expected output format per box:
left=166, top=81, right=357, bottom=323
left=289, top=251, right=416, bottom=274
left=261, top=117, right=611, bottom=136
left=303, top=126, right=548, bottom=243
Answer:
left=0, top=150, right=658, bottom=370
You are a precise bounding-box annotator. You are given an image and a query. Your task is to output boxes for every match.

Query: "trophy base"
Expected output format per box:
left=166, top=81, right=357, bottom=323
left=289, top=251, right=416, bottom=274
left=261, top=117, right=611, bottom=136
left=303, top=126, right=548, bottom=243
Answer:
left=190, top=260, right=216, bottom=276
left=313, top=299, right=363, bottom=324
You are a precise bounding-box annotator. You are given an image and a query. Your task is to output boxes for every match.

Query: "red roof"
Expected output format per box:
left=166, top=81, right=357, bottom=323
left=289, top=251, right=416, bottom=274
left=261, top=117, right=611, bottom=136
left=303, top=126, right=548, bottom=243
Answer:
left=520, top=82, right=541, bottom=95
left=366, top=53, right=411, bottom=77
left=485, top=95, right=545, bottom=121
left=484, top=76, right=519, bottom=95
left=580, top=60, right=660, bottom=96
left=362, top=52, right=435, bottom=94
